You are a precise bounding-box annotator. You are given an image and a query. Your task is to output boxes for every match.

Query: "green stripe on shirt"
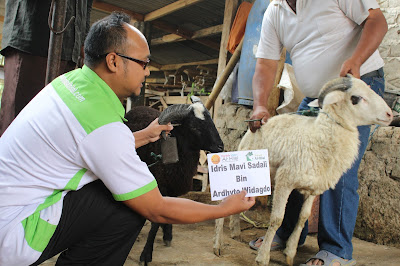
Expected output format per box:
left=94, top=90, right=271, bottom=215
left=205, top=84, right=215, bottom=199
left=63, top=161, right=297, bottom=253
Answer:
left=52, top=65, right=126, bottom=134
left=113, top=180, right=158, bottom=201
left=22, top=169, right=87, bottom=252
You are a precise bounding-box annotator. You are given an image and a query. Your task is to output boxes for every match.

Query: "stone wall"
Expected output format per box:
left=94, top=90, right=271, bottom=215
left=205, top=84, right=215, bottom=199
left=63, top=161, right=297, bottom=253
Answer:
left=378, top=0, right=400, bottom=94
left=355, top=126, right=400, bottom=247
left=215, top=103, right=252, bottom=152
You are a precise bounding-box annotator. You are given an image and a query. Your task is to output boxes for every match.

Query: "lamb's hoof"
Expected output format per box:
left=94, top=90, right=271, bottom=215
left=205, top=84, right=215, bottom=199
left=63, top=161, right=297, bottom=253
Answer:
left=164, top=240, right=171, bottom=247
left=139, top=261, right=151, bottom=266
left=255, top=259, right=268, bottom=266
left=230, top=234, right=241, bottom=241
left=213, top=247, right=222, bottom=256
left=255, top=254, right=269, bottom=266
left=285, top=255, right=294, bottom=266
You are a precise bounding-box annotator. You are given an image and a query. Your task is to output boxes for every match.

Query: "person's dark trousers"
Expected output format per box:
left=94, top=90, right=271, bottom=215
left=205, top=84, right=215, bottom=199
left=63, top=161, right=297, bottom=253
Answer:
left=31, top=180, right=146, bottom=266
left=276, top=68, right=385, bottom=259
left=0, top=48, right=76, bottom=136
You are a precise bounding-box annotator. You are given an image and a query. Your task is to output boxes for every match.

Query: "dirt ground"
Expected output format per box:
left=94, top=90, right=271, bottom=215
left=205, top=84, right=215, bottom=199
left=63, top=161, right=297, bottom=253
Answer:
left=41, top=192, right=400, bottom=266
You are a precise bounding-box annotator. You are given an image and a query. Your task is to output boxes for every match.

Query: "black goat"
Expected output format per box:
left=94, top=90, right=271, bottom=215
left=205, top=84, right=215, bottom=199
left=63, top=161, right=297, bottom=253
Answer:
left=124, top=96, right=224, bottom=266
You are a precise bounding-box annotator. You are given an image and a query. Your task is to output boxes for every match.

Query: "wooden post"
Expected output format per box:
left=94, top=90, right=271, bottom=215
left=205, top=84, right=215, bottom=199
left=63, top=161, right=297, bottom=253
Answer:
left=267, top=48, right=286, bottom=117
left=205, top=38, right=243, bottom=110
left=129, top=21, right=152, bottom=110
left=45, top=0, right=68, bottom=85
left=212, top=0, right=239, bottom=117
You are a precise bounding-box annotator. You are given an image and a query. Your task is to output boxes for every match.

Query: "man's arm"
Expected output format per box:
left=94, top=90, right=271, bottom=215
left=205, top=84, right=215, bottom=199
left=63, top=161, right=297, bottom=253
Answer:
left=133, top=118, right=173, bottom=148
left=124, top=187, right=255, bottom=224
left=249, top=58, right=279, bottom=132
left=340, top=8, right=388, bottom=78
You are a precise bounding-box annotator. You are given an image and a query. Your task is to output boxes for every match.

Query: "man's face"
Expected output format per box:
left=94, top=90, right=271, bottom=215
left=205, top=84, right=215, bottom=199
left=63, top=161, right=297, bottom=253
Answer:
left=119, top=24, right=151, bottom=98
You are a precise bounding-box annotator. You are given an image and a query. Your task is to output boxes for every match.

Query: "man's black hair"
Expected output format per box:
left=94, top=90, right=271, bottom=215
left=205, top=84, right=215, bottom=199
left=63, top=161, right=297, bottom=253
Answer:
left=84, top=12, right=131, bottom=67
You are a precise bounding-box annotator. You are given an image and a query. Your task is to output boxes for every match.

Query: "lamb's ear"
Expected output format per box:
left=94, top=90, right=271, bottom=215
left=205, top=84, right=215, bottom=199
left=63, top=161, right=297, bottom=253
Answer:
left=322, top=90, right=346, bottom=106
left=308, top=99, right=319, bottom=108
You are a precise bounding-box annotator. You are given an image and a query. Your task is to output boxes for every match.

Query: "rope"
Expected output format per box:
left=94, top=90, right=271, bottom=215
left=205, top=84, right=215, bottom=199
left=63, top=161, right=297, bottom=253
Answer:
left=147, top=152, right=162, bottom=168
left=240, top=213, right=268, bottom=228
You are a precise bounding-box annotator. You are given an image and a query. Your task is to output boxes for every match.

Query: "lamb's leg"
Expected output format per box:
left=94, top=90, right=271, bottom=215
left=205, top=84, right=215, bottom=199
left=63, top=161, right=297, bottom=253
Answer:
left=256, top=186, right=292, bottom=266
left=161, top=223, right=172, bottom=247
left=213, top=217, right=225, bottom=256
left=139, top=222, right=160, bottom=266
left=284, top=194, right=316, bottom=266
left=229, top=213, right=241, bottom=240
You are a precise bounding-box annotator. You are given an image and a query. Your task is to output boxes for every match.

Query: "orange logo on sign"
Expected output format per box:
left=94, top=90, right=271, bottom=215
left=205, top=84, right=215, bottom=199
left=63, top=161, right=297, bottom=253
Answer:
left=210, top=154, right=221, bottom=164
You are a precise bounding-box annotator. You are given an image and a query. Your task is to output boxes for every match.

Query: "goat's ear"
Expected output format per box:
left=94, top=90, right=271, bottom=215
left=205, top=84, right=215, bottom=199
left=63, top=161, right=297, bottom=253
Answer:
left=308, top=99, right=319, bottom=108
left=323, top=90, right=346, bottom=106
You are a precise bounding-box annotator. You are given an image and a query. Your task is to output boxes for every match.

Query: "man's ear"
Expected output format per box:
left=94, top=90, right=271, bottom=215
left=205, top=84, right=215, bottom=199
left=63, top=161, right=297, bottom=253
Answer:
left=105, top=53, right=118, bottom=73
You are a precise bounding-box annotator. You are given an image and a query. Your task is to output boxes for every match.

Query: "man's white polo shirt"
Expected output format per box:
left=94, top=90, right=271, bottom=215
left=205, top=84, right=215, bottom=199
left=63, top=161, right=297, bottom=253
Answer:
left=256, top=0, right=384, bottom=98
left=0, top=66, right=157, bottom=265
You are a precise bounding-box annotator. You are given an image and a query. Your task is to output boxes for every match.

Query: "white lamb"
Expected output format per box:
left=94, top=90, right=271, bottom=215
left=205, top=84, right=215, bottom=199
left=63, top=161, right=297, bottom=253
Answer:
left=213, top=75, right=393, bottom=266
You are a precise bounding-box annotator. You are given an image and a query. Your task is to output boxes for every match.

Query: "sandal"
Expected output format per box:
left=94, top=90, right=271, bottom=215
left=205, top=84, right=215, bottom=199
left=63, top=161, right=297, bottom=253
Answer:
left=299, top=250, right=357, bottom=266
left=249, top=234, right=286, bottom=251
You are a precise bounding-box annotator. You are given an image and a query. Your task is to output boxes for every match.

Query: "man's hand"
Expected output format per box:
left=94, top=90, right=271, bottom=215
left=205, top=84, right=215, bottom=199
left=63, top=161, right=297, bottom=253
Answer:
left=133, top=118, right=173, bottom=148
left=249, top=106, right=270, bottom=133
left=219, top=190, right=256, bottom=215
left=147, top=118, right=173, bottom=142
left=339, top=57, right=362, bottom=78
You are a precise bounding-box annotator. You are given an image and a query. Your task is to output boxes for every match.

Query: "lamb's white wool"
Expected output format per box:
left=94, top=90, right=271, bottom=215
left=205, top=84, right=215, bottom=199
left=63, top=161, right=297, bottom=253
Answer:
left=213, top=76, right=393, bottom=266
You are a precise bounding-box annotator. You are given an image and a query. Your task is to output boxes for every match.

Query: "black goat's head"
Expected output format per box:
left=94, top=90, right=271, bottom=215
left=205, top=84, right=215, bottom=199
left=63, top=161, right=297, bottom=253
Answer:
left=159, top=96, right=224, bottom=153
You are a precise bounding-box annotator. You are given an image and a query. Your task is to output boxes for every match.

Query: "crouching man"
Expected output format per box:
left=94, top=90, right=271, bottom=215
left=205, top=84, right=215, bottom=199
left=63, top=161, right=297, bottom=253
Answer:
left=0, top=12, right=255, bottom=266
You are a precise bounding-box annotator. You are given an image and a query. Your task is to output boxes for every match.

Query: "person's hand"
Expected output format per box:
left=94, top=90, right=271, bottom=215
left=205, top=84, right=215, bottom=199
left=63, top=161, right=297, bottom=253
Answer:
left=339, top=57, right=362, bottom=78
left=219, top=190, right=256, bottom=215
left=249, top=106, right=270, bottom=133
left=146, top=118, right=173, bottom=143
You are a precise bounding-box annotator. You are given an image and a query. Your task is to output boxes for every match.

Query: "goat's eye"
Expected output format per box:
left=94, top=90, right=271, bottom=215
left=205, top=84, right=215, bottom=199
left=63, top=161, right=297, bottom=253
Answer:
left=351, top=95, right=362, bottom=105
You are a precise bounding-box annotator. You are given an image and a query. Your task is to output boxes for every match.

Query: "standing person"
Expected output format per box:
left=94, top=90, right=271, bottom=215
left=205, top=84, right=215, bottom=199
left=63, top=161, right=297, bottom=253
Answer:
left=0, top=12, right=256, bottom=266
left=0, top=0, right=93, bottom=136
left=248, top=0, right=387, bottom=265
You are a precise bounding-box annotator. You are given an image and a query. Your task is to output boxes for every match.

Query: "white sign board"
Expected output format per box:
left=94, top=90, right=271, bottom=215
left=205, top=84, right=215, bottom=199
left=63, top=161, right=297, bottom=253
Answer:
left=207, top=150, right=271, bottom=201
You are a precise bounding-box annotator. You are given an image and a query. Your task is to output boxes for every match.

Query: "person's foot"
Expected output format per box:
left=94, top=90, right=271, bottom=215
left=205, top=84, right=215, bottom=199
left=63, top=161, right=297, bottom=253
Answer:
left=306, top=258, right=349, bottom=265
left=301, top=250, right=356, bottom=266
left=251, top=236, right=283, bottom=250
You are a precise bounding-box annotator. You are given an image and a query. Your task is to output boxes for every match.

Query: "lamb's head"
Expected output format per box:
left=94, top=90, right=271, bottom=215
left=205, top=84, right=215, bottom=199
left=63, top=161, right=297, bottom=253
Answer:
left=312, top=75, right=393, bottom=127
left=158, top=96, right=224, bottom=153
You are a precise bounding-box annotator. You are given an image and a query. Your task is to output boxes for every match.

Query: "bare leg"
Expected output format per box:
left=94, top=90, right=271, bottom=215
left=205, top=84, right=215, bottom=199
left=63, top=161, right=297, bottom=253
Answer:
left=256, top=185, right=293, bottom=266
left=229, top=213, right=241, bottom=240
left=284, top=194, right=315, bottom=266
left=140, top=222, right=160, bottom=266
left=213, top=217, right=225, bottom=256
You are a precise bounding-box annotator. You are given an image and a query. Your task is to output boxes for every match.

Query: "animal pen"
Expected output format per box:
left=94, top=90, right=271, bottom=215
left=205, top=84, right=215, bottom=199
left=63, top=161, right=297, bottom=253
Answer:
left=5, top=0, right=400, bottom=265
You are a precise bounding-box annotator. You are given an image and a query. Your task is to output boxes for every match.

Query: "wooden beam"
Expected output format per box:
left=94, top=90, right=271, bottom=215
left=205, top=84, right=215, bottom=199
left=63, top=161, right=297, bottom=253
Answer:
left=192, top=24, right=223, bottom=39
left=151, top=20, right=219, bottom=50
left=213, top=0, right=239, bottom=118
left=0, top=16, right=4, bottom=22
left=151, top=24, right=223, bottom=45
left=92, top=0, right=144, bottom=21
left=148, top=59, right=218, bottom=71
left=144, top=0, right=205, bottom=21
left=151, top=20, right=193, bottom=40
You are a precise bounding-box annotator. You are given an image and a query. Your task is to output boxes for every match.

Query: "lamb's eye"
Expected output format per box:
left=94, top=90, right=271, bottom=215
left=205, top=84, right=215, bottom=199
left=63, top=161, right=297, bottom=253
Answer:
left=351, top=95, right=362, bottom=105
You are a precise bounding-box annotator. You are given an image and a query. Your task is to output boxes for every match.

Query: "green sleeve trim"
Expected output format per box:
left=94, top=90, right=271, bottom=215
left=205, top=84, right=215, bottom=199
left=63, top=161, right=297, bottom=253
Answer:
left=113, top=180, right=158, bottom=201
